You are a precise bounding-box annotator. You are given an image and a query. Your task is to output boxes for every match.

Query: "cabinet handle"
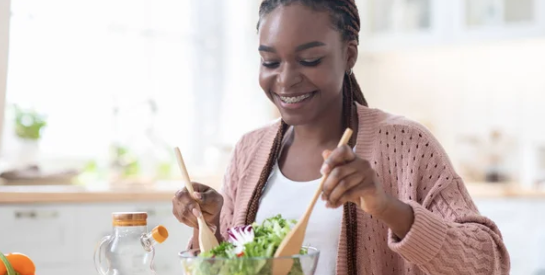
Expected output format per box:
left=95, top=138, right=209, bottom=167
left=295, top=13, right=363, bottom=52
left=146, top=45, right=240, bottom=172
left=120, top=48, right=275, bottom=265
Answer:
left=14, top=210, right=59, bottom=219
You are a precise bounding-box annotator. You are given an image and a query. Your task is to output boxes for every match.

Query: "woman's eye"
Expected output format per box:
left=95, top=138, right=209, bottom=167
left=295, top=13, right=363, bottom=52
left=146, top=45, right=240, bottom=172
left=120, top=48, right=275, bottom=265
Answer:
left=262, top=61, right=280, bottom=69
left=300, top=58, right=322, bottom=67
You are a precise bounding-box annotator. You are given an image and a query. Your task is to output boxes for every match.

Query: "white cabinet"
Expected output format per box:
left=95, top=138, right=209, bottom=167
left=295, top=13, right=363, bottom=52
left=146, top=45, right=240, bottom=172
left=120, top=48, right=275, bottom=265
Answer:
left=358, top=0, right=449, bottom=52
left=2, top=199, right=541, bottom=274
left=356, top=0, right=545, bottom=52
left=36, top=263, right=94, bottom=275
left=0, top=205, right=77, bottom=265
left=0, top=202, right=193, bottom=275
left=450, top=0, right=545, bottom=42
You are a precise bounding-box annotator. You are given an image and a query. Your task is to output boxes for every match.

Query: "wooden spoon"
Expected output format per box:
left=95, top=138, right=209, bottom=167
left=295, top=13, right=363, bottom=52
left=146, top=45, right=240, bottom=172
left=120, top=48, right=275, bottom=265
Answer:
left=273, top=128, right=353, bottom=275
left=174, top=147, right=219, bottom=253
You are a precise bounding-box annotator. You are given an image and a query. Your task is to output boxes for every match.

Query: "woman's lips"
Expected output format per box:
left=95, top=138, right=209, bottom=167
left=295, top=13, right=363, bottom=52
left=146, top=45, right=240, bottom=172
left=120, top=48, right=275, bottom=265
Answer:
left=275, top=91, right=317, bottom=110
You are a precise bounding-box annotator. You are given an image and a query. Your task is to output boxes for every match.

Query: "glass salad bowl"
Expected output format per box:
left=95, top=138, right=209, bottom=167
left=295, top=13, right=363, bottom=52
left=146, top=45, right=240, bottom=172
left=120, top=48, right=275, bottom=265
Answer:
left=178, top=246, right=320, bottom=275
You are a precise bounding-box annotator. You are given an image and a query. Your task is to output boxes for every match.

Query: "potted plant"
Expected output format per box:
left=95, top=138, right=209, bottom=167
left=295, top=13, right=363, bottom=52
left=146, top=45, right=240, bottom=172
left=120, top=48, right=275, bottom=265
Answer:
left=13, top=105, right=47, bottom=166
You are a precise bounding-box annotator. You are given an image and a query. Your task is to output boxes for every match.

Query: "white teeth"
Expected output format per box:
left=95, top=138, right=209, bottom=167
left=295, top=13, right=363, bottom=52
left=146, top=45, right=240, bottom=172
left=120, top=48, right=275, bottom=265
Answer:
left=279, top=93, right=312, bottom=104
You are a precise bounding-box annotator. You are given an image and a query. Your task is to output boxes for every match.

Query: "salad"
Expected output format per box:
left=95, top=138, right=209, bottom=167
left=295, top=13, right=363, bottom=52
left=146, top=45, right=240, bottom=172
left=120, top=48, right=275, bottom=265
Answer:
left=181, top=215, right=312, bottom=275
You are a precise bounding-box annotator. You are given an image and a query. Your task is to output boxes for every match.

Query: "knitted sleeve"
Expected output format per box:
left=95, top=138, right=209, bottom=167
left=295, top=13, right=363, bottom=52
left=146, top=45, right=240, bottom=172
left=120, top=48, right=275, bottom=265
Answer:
left=376, top=120, right=510, bottom=274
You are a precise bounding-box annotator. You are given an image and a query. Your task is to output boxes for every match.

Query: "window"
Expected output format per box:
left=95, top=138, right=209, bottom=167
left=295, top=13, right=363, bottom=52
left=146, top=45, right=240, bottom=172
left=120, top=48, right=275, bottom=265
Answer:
left=3, top=0, right=273, bottom=183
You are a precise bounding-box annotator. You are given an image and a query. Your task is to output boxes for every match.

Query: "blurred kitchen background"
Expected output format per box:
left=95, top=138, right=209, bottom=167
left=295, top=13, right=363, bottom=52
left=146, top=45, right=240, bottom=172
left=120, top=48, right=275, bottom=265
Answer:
left=0, top=0, right=544, bottom=274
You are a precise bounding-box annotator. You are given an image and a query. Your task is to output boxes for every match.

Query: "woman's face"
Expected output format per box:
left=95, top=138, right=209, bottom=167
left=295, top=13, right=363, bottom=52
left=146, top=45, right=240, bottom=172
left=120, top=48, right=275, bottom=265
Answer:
left=258, top=4, right=356, bottom=126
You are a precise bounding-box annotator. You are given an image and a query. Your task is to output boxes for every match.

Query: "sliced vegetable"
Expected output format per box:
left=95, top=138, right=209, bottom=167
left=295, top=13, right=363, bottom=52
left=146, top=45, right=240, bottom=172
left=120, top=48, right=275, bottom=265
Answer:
left=227, top=225, right=255, bottom=255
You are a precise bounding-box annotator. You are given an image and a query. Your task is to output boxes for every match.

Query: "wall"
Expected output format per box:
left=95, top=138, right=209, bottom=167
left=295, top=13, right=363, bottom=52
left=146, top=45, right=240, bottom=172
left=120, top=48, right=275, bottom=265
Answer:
left=0, top=0, right=9, bottom=154
left=355, top=38, right=545, bottom=186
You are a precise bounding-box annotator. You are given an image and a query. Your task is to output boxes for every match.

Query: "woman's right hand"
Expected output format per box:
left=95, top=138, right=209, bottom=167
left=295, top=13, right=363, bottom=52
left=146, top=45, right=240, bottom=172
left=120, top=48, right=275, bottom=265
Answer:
left=172, top=182, right=223, bottom=231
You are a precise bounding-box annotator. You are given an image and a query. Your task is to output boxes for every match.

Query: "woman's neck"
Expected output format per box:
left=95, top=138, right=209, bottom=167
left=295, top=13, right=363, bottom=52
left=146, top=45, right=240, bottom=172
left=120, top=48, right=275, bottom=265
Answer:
left=291, top=100, right=355, bottom=148
left=276, top=100, right=359, bottom=181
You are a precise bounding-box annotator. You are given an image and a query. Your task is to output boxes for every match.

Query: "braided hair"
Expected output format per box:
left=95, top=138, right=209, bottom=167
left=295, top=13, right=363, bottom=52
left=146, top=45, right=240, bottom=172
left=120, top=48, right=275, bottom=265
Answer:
left=246, top=1, right=366, bottom=274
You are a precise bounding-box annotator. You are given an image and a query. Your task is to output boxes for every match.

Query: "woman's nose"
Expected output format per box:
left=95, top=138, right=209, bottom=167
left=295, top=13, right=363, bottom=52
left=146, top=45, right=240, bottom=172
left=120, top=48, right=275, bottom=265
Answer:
left=277, top=63, right=303, bottom=89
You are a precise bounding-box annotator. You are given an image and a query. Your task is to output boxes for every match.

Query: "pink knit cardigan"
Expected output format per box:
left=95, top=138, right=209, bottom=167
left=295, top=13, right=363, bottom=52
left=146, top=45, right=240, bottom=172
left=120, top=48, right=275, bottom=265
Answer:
left=205, top=104, right=510, bottom=274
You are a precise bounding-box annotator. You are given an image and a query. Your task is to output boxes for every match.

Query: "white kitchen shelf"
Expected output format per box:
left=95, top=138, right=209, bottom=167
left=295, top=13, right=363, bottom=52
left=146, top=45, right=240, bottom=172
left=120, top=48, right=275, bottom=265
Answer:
left=356, top=0, right=545, bottom=53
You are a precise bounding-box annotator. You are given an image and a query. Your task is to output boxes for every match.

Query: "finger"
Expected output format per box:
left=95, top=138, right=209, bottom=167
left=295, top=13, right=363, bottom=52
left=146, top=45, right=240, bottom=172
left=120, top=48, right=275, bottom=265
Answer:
left=172, top=193, right=189, bottom=220
left=192, top=207, right=203, bottom=219
left=182, top=205, right=200, bottom=227
left=207, top=224, right=218, bottom=234
left=326, top=172, right=364, bottom=208
left=172, top=195, right=199, bottom=227
left=181, top=215, right=198, bottom=228
left=172, top=197, right=184, bottom=222
left=191, top=181, right=209, bottom=192
left=198, top=189, right=223, bottom=214
left=322, top=150, right=332, bottom=161
left=191, top=191, right=208, bottom=211
left=175, top=187, right=188, bottom=199
left=174, top=188, right=205, bottom=213
left=331, top=184, right=367, bottom=209
left=181, top=200, right=200, bottom=221
left=202, top=212, right=218, bottom=224
left=321, top=145, right=356, bottom=175
left=322, top=164, right=358, bottom=200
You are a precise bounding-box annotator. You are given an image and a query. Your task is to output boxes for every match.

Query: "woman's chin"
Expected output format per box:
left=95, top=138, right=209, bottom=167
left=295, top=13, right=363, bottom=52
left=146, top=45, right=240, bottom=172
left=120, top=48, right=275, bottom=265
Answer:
left=278, top=112, right=312, bottom=126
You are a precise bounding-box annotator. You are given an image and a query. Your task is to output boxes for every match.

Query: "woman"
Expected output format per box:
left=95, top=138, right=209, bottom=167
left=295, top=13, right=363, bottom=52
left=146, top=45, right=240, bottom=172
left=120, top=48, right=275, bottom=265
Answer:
left=172, top=0, right=510, bottom=274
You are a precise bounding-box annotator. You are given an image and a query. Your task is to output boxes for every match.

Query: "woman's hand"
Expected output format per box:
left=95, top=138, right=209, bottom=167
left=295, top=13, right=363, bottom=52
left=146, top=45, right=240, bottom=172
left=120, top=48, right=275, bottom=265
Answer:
left=321, top=145, right=415, bottom=238
left=172, top=182, right=223, bottom=232
left=320, top=145, right=389, bottom=216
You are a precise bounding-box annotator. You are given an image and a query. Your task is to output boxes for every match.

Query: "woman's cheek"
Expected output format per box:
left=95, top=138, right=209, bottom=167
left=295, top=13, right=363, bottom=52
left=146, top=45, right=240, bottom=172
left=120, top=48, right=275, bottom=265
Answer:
left=310, top=70, right=343, bottom=98
left=259, top=70, right=276, bottom=101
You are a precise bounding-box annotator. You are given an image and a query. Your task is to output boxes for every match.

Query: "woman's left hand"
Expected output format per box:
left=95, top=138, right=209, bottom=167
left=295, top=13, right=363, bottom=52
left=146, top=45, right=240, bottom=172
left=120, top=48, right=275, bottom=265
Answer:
left=320, top=145, right=390, bottom=215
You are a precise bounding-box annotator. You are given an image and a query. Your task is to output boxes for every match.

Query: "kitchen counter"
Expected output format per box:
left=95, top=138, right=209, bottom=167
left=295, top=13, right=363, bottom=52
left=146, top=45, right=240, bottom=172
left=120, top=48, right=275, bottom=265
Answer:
left=0, top=184, right=179, bottom=203
left=0, top=177, right=222, bottom=204
left=1, top=180, right=544, bottom=204
left=465, top=182, right=545, bottom=199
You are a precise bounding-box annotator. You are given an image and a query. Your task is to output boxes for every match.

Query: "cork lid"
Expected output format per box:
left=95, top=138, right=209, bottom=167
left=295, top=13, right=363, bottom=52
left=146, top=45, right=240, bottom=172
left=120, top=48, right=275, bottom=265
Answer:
left=112, top=212, right=148, bottom=226
left=151, top=225, right=169, bottom=243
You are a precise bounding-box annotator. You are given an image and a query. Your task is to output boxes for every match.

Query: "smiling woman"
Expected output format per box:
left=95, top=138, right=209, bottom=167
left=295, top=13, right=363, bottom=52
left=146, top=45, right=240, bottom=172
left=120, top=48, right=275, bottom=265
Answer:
left=172, top=0, right=511, bottom=275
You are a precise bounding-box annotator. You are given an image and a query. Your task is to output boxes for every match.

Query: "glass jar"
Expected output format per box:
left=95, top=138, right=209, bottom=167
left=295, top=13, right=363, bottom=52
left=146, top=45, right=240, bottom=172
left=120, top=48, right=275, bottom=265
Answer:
left=94, top=212, right=168, bottom=275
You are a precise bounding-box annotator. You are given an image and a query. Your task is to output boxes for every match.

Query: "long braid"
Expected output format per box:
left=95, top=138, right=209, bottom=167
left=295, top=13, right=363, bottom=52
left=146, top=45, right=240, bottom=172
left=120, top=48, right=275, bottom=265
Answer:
left=250, top=1, right=365, bottom=274
left=245, top=121, right=288, bottom=224
left=342, top=71, right=359, bottom=275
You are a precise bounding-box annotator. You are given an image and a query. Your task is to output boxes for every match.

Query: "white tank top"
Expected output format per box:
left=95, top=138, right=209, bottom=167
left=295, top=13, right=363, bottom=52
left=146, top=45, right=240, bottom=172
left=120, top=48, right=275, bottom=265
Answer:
left=255, top=162, right=344, bottom=275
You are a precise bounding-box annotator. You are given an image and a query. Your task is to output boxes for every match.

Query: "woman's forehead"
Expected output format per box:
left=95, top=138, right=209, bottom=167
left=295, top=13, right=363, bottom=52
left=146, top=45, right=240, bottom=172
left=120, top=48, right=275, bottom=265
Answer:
left=258, top=4, right=340, bottom=49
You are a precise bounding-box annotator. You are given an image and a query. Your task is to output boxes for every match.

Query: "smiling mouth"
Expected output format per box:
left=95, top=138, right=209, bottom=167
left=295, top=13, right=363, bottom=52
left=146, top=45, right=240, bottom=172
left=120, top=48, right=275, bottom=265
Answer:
left=277, top=91, right=316, bottom=104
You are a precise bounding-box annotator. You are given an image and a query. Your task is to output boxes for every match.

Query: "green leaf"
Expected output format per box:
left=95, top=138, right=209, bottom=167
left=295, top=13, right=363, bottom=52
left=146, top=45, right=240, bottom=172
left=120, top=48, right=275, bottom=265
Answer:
left=192, top=215, right=308, bottom=274
left=0, top=252, right=17, bottom=275
left=13, top=105, right=47, bottom=140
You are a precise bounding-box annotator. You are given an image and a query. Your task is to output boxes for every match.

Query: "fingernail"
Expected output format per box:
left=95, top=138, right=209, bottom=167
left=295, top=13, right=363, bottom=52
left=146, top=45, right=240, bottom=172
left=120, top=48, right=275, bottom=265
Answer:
left=193, top=192, right=202, bottom=200
left=322, top=151, right=329, bottom=160
left=192, top=208, right=202, bottom=218
left=320, top=164, right=330, bottom=175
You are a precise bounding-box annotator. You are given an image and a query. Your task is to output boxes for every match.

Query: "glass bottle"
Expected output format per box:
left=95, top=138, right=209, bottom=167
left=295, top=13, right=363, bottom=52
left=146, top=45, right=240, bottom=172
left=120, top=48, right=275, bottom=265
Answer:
left=94, top=212, right=169, bottom=275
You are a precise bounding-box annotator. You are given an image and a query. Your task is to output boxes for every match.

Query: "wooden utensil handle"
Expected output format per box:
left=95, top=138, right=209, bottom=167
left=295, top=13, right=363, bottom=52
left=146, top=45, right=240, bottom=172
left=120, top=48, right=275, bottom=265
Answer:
left=196, top=215, right=207, bottom=229
left=304, top=128, right=354, bottom=218
left=337, top=128, right=353, bottom=147
left=174, top=147, right=195, bottom=194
